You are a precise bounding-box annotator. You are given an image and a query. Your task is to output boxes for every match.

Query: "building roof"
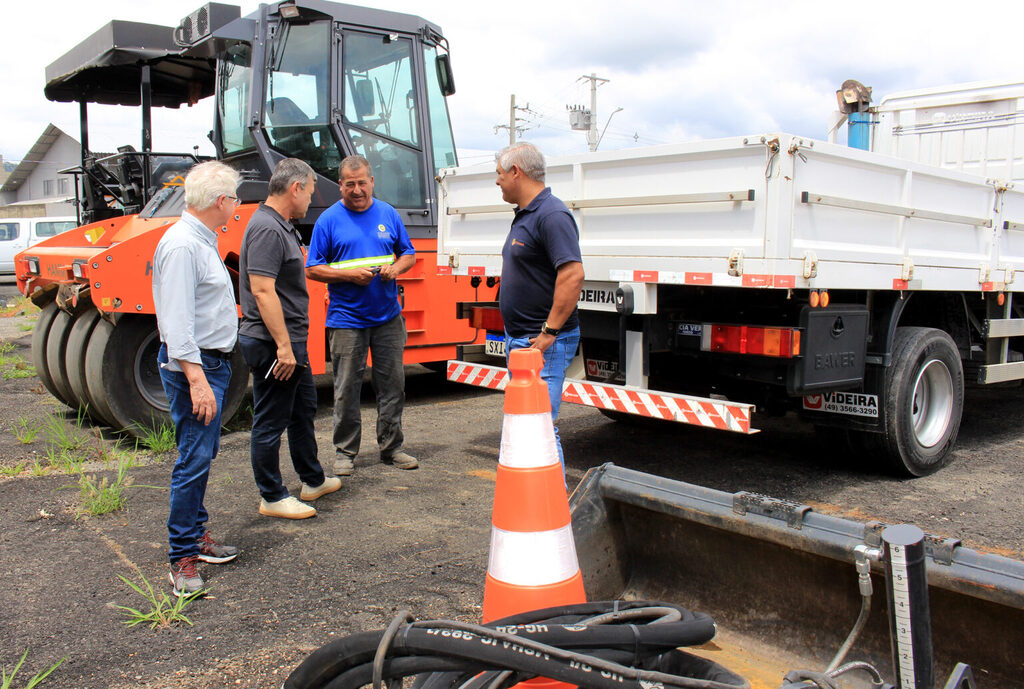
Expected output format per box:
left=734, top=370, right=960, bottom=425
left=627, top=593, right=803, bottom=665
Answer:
left=0, top=124, right=77, bottom=194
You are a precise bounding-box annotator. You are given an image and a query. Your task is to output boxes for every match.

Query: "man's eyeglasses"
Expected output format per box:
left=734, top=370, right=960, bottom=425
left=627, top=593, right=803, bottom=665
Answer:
left=223, top=195, right=241, bottom=207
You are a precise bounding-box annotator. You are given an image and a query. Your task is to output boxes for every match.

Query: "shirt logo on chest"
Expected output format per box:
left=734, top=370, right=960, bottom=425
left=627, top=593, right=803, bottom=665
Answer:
left=378, top=224, right=388, bottom=234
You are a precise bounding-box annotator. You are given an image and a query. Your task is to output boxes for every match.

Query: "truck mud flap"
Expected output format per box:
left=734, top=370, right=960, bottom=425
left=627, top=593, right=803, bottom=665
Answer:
left=569, top=464, right=1024, bottom=686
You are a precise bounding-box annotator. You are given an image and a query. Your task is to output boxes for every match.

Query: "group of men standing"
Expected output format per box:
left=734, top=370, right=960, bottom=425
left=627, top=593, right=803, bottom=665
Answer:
left=152, top=142, right=583, bottom=596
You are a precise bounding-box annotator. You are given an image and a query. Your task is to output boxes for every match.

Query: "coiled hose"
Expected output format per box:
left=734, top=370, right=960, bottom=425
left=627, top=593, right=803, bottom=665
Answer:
left=285, top=601, right=749, bottom=689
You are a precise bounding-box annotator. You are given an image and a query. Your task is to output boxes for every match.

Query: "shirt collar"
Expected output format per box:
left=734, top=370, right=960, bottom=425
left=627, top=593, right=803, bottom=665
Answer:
left=259, top=203, right=300, bottom=236
left=514, top=187, right=552, bottom=215
left=179, top=210, right=219, bottom=247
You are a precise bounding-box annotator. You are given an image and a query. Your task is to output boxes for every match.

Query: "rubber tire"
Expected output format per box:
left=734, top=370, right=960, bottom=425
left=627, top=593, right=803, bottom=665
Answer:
left=64, top=309, right=115, bottom=426
left=84, top=314, right=250, bottom=437
left=44, top=308, right=78, bottom=408
left=31, top=301, right=65, bottom=404
left=873, top=327, right=964, bottom=477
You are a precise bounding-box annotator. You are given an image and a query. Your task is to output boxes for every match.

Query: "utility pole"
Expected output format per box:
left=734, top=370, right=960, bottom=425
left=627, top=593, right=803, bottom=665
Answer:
left=494, top=94, right=531, bottom=144
left=568, top=74, right=620, bottom=152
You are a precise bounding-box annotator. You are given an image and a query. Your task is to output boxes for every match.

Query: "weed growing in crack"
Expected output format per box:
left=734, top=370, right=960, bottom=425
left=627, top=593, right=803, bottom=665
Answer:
left=116, top=572, right=203, bottom=628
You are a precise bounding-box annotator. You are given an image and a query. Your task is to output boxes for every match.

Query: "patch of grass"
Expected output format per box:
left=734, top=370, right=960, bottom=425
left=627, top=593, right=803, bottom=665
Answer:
left=28, top=460, right=48, bottom=477
left=78, top=461, right=131, bottom=516
left=0, top=296, right=40, bottom=318
left=116, top=571, right=203, bottom=628
left=134, top=421, right=176, bottom=454
left=0, top=343, right=34, bottom=380
left=40, top=413, right=90, bottom=454
left=13, top=417, right=40, bottom=444
left=0, top=648, right=64, bottom=688
left=16, top=323, right=34, bottom=332
left=0, top=462, right=26, bottom=477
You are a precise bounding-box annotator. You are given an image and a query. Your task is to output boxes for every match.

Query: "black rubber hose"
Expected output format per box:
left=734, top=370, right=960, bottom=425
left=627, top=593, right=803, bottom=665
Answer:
left=286, top=602, right=747, bottom=689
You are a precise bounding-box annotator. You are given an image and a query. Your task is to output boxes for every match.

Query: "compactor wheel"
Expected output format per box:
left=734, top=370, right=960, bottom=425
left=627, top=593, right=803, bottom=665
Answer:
left=41, top=304, right=81, bottom=408
left=84, top=314, right=249, bottom=437
left=872, top=327, right=964, bottom=476
left=64, top=308, right=116, bottom=427
left=31, top=301, right=68, bottom=406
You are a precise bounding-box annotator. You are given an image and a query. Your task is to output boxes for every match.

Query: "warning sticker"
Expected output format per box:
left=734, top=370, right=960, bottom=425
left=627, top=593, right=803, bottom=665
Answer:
left=803, top=391, right=879, bottom=417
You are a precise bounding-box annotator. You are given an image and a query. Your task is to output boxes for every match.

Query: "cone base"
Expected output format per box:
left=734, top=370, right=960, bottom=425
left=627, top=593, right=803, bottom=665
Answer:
left=482, top=571, right=586, bottom=624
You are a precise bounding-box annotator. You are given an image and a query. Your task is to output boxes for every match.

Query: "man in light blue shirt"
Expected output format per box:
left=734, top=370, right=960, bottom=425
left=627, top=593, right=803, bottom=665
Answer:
left=153, top=160, right=242, bottom=597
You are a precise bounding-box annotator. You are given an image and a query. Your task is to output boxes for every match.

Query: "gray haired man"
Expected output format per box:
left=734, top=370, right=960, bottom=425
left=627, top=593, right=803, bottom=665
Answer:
left=153, top=160, right=243, bottom=597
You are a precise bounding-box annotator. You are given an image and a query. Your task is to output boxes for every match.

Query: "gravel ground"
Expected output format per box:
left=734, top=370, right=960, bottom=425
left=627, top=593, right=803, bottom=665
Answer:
left=1, top=295, right=1022, bottom=688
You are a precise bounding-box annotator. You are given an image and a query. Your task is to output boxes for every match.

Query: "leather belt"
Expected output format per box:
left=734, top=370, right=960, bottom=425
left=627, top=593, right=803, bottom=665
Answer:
left=200, top=348, right=231, bottom=360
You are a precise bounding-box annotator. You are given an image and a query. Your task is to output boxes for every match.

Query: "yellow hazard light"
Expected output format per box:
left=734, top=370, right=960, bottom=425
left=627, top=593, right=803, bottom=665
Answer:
left=820, top=290, right=830, bottom=308
left=998, top=292, right=1006, bottom=306
left=809, top=291, right=820, bottom=308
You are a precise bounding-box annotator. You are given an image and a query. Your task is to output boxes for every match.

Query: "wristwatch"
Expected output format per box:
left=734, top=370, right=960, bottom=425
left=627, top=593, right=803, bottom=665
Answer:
left=540, top=321, right=560, bottom=336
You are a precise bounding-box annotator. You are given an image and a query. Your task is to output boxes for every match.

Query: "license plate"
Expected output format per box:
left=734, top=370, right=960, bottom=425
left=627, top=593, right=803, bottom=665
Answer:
left=485, top=334, right=506, bottom=357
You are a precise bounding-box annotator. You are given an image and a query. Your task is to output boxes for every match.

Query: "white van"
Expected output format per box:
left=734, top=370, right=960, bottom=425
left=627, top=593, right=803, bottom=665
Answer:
left=0, top=217, right=78, bottom=274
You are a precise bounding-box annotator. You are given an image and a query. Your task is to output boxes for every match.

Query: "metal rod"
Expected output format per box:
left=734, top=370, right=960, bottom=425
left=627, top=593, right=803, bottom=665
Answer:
left=882, top=524, right=934, bottom=689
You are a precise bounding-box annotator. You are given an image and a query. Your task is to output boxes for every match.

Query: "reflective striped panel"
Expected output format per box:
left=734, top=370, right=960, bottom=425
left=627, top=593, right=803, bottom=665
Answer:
left=487, top=525, right=580, bottom=586
left=499, top=413, right=558, bottom=469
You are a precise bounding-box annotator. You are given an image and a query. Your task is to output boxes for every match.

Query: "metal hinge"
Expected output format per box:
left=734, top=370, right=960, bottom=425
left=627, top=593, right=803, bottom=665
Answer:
left=448, top=251, right=460, bottom=269
left=733, top=492, right=811, bottom=530
left=728, top=249, right=744, bottom=277
left=802, top=251, right=818, bottom=279
left=901, top=257, right=914, bottom=281
left=864, top=521, right=962, bottom=565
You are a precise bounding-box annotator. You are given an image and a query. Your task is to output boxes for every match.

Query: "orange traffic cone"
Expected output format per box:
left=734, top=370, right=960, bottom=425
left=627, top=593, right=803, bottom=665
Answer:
left=482, top=347, right=586, bottom=624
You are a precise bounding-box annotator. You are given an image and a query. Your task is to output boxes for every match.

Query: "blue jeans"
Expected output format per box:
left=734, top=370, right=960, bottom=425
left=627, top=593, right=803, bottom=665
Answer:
left=239, top=336, right=325, bottom=502
left=158, top=344, right=231, bottom=563
left=505, top=326, right=580, bottom=466
left=329, top=315, right=407, bottom=458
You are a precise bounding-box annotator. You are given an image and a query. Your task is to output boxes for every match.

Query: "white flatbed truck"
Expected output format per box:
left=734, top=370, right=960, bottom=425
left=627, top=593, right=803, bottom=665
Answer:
left=437, top=81, right=1024, bottom=476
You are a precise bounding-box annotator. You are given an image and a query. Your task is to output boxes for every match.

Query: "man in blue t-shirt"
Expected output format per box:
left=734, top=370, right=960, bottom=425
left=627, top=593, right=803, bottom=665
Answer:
left=306, top=155, right=417, bottom=475
left=496, top=142, right=584, bottom=468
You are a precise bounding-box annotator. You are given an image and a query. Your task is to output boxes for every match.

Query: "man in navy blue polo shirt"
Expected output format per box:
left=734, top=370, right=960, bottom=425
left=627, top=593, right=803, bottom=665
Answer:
left=496, top=142, right=584, bottom=467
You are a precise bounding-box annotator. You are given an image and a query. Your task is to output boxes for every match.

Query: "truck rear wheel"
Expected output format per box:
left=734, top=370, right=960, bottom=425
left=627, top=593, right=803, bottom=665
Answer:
left=84, top=315, right=249, bottom=436
left=874, top=327, right=963, bottom=476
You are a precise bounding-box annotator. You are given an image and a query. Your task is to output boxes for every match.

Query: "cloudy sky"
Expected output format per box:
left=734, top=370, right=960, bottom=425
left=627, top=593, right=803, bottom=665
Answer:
left=2, top=0, right=1023, bottom=168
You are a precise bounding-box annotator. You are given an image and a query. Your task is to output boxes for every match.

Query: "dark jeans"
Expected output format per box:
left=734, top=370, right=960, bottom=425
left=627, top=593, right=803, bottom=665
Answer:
left=158, top=344, right=230, bottom=563
left=329, top=315, right=407, bottom=458
left=238, top=335, right=325, bottom=502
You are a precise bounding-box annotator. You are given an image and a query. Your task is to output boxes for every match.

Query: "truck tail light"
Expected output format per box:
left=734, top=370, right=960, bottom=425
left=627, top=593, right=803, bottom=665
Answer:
left=705, top=324, right=800, bottom=358
left=469, top=306, right=505, bottom=332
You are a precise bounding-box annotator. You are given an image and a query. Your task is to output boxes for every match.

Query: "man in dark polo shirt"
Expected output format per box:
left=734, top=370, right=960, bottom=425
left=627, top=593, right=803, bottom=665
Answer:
left=238, top=158, right=340, bottom=519
left=495, top=142, right=584, bottom=468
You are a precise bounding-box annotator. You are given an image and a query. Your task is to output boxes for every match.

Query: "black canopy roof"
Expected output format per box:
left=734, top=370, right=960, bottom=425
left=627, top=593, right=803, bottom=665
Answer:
left=44, top=20, right=217, bottom=108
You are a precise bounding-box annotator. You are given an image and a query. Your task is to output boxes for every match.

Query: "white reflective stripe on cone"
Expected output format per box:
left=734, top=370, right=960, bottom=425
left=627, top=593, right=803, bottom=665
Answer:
left=499, top=413, right=559, bottom=469
left=487, top=524, right=580, bottom=586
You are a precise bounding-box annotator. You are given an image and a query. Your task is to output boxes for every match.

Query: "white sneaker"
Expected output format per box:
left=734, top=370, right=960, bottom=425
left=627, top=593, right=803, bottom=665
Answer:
left=299, top=476, right=342, bottom=501
left=259, top=496, right=316, bottom=519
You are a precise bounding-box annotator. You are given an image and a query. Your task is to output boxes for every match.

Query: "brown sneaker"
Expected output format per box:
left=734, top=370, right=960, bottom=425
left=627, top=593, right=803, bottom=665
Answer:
left=333, top=456, right=354, bottom=476
left=383, top=451, right=418, bottom=470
